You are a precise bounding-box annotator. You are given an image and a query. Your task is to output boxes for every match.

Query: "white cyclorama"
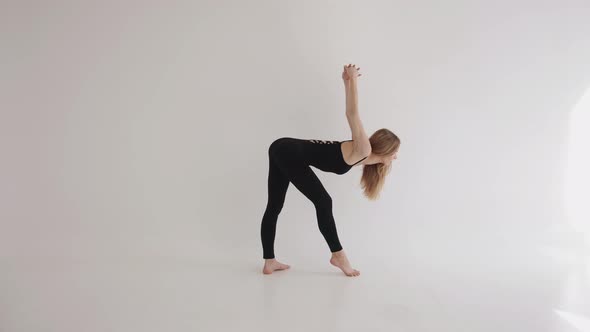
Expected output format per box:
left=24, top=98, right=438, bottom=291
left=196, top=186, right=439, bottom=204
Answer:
left=1, top=1, right=589, bottom=331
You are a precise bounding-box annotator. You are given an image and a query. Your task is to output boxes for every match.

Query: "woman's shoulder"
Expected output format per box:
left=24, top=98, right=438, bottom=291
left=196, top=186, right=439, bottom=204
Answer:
left=340, top=140, right=370, bottom=166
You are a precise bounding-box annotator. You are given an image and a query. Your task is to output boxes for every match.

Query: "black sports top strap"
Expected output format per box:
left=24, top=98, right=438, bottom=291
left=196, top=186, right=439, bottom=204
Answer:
left=351, top=156, right=367, bottom=166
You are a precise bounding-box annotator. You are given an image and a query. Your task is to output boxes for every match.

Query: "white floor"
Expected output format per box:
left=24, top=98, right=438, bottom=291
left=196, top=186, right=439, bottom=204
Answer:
left=2, top=242, right=589, bottom=332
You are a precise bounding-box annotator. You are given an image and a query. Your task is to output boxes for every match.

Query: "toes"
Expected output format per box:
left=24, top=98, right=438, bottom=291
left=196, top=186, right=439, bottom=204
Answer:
left=347, top=270, right=360, bottom=276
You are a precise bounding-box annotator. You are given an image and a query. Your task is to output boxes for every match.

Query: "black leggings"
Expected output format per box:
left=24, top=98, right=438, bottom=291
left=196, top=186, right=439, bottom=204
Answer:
left=260, top=139, right=343, bottom=259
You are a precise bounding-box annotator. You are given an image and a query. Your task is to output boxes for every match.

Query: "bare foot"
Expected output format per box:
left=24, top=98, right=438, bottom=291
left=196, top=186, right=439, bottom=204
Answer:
left=262, top=258, right=291, bottom=274
left=330, top=250, right=360, bottom=277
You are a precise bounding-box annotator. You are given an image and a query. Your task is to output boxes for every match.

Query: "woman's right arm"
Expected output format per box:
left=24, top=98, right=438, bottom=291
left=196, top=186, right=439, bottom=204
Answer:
left=344, top=71, right=371, bottom=154
left=345, top=74, right=358, bottom=116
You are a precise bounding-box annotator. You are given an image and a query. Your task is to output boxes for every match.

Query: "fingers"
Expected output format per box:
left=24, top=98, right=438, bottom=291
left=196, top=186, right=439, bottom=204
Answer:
left=344, top=64, right=362, bottom=77
left=345, top=64, right=360, bottom=71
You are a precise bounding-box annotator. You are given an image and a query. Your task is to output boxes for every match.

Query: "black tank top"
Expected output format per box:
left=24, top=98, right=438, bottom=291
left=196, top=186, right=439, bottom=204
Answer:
left=271, top=137, right=368, bottom=175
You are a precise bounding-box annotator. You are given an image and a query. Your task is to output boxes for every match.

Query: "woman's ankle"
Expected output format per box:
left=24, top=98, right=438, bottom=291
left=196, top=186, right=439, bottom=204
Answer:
left=331, top=249, right=345, bottom=257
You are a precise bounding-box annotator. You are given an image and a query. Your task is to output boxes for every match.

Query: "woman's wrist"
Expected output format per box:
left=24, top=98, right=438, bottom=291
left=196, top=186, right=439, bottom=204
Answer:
left=344, top=76, right=357, bottom=86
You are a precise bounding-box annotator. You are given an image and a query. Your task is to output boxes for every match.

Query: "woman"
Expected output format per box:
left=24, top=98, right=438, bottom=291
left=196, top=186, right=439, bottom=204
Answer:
left=261, top=64, right=401, bottom=277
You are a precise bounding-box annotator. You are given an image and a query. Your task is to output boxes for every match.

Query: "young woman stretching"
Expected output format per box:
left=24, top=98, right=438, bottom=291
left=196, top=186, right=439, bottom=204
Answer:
left=261, top=64, right=401, bottom=277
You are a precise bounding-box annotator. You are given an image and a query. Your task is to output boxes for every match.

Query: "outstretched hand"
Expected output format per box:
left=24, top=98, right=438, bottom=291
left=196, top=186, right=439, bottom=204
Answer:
left=342, top=63, right=362, bottom=83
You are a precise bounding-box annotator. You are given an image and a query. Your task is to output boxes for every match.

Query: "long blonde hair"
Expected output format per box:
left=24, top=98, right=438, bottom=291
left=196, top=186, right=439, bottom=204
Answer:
left=360, top=128, right=400, bottom=200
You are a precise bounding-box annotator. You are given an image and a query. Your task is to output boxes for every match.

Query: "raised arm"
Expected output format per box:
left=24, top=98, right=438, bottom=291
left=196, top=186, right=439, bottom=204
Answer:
left=343, top=64, right=372, bottom=155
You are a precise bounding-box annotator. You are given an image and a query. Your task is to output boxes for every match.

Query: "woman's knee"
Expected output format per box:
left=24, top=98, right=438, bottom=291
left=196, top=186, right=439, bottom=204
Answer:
left=313, top=194, right=332, bottom=209
left=265, top=200, right=285, bottom=216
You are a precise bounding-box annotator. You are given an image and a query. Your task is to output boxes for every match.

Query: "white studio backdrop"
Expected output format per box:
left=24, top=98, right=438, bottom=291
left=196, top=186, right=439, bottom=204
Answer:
left=2, top=0, right=590, bottom=270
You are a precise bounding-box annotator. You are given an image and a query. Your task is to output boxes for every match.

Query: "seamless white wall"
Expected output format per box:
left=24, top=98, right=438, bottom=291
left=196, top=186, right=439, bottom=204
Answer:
left=1, top=0, right=589, bottom=265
